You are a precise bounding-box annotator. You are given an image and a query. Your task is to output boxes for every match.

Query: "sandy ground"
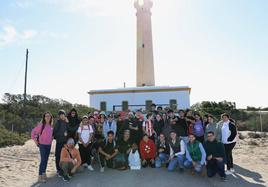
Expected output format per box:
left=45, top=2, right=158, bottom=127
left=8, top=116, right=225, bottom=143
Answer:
left=0, top=131, right=267, bottom=187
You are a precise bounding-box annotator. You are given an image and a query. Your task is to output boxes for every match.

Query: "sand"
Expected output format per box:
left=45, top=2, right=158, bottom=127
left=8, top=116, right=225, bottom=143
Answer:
left=0, top=131, right=267, bottom=187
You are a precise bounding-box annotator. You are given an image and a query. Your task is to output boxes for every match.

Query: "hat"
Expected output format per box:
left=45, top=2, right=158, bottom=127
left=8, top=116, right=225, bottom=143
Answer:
left=67, top=138, right=75, bottom=145
left=82, top=115, right=88, bottom=119
left=93, top=111, right=99, bottom=115
left=58, top=110, right=66, bottom=116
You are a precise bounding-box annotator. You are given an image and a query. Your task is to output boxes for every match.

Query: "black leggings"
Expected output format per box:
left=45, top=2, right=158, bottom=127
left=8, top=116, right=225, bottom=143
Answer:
left=224, top=142, right=236, bottom=170
left=79, top=143, right=93, bottom=165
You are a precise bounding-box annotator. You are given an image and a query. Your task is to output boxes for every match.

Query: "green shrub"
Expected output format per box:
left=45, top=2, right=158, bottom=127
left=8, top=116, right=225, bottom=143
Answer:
left=0, top=125, right=29, bottom=147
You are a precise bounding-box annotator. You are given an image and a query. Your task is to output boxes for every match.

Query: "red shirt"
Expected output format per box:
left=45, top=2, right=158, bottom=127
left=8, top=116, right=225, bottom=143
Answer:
left=139, top=139, right=156, bottom=160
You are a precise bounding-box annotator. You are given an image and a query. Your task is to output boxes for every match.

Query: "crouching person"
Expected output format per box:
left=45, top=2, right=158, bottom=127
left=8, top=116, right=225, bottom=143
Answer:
left=203, top=131, right=227, bottom=181
left=98, top=131, right=118, bottom=172
left=155, top=133, right=170, bottom=168
left=140, top=134, right=156, bottom=168
left=168, top=131, right=185, bottom=172
left=184, top=134, right=206, bottom=175
left=60, top=138, right=81, bottom=182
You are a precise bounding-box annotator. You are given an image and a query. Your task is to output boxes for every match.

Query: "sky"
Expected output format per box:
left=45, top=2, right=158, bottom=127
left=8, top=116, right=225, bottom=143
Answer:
left=0, top=0, right=267, bottom=109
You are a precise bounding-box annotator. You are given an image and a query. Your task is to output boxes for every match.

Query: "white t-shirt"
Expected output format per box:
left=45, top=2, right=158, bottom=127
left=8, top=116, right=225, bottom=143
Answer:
left=77, top=125, right=94, bottom=144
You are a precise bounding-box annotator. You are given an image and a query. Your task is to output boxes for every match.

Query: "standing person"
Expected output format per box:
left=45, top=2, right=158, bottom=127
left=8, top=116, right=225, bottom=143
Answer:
left=103, top=114, right=117, bottom=139
left=218, top=113, right=237, bottom=175
left=130, top=110, right=144, bottom=145
left=77, top=116, right=95, bottom=171
left=184, top=134, right=206, bottom=175
left=168, top=131, right=185, bottom=172
left=117, top=112, right=129, bottom=140
left=98, top=131, right=118, bottom=172
left=31, top=112, right=53, bottom=183
left=53, top=110, right=69, bottom=177
left=67, top=108, right=80, bottom=143
left=203, top=114, right=209, bottom=127
left=60, top=138, right=81, bottom=182
left=203, top=131, right=226, bottom=181
left=142, top=113, right=156, bottom=143
left=154, top=113, right=164, bottom=138
left=193, top=113, right=205, bottom=143
left=140, top=134, right=156, bottom=168
left=176, top=110, right=189, bottom=144
left=155, top=133, right=170, bottom=168
left=95, top=112, right=105, bottom=142
left=205, top=115, right=218, bottom=141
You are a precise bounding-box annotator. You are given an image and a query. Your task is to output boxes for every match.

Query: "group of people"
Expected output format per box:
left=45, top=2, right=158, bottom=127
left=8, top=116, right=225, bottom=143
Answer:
left=31, top=104, right=238, bottom=183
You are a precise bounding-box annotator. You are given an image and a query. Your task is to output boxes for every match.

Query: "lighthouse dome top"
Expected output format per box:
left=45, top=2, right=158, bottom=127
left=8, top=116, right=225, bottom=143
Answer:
left=134, top=0, right=153, bottom=9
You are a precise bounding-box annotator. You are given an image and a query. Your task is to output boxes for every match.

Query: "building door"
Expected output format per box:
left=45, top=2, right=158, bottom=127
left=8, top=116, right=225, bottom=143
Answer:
left=122, top=101, right=129, bottom=111
left=145, top=100, right=153, bottom=111
left=170, top=99, right=177, bottom=110
left=100, top=101, right=107, bottom=111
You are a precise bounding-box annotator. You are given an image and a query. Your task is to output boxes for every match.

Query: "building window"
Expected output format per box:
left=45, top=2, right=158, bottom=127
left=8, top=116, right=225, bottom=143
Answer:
left=100, top=101, right=107, bottom=111
left=170, top=99, right=177, bottom=110
left=122, top=101, right=129, bottom=111
left=145, top=100, right=153, bottom=111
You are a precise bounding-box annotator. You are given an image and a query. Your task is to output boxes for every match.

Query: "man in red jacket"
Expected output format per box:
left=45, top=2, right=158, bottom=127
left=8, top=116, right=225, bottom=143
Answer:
left=139, top=134, right=156, bottom=168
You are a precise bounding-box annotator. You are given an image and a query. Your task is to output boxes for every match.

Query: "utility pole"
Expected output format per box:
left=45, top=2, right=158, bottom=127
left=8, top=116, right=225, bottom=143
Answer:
left=259, top=108, right=263, bottom=132
left=23, top=49, right=29, bottom=106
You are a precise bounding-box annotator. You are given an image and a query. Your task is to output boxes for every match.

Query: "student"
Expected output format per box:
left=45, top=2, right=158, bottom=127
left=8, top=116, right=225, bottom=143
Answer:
left=31, top=112, right=53, bottom=183
left=77, top=116, right=95, bottom=171
left=53, top=110, right=69, bottom=177
left=142, top=113, right=156, bottom=142
left=130, top=110, right=144, bottom=145
left=154, top=113, right=164, bottom=138
left=176, top=110, right=189, bottom=144
left=98, top=131, right=118, bottom=172
left=116, top=112, right=129, bottom=140
left=203, top=131, right=226, bottom=181
left=103, top=114, right=117, bottom=139
left=168, top=131, right=185, bottom=172
left=140, top=134, right=156, bottom=168
left=184, top=134, right=206, bottom=175
left=218, top=113, right=237, bottom=175
left=60, top=138, right=81, bottom=182
left=155, top=133, right=170, bottom=168
left=115, top=130, right=133, bottom=170
left=193, top=113, right=205, bottom=143
left=205, top=115, right=218, bottom=141
left=67, top=108, right=80, bottom=143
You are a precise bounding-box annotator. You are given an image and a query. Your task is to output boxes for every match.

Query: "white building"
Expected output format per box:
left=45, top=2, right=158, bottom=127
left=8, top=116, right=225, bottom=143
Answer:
left=88, top=86, right=191, bottom=111
left=88, top=0, right=191, bottom=111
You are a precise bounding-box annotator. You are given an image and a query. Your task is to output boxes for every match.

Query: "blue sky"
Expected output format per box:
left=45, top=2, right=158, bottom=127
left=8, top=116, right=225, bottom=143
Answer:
left=0, top=0, right=267, bottom=108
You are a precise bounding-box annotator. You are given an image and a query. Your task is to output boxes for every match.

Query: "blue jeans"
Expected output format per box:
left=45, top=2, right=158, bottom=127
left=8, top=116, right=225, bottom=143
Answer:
left=206, top=159, right=226, bottom=178
left=155, top=153, right=169, bottom=168
left=184, top=160, right=204, bottom=173
left=39, top=144, right=51, bottom=175
left=168, top=155, right=185, bottom=171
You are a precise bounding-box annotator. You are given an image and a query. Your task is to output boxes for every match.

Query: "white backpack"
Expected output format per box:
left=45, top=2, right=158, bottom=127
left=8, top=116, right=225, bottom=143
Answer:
left=128, top=149, right=141, bottom=170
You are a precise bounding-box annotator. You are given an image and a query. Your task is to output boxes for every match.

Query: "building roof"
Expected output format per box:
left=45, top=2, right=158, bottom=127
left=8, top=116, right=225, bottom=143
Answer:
left=88, top=86, right=191, bottom=95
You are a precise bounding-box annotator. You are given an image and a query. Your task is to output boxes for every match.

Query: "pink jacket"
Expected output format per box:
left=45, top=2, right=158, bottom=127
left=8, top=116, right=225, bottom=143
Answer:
left=31, top=123, right=53, bottom=145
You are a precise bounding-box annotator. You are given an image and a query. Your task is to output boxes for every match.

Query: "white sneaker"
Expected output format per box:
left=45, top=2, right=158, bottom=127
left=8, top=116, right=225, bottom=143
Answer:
left=225, top=170, right=232, bottom=175
left=100, top=167, right=104, bottom=173
left=230, top=168, right=235, bottom=173
left=87, top=165, right=94, bottom=171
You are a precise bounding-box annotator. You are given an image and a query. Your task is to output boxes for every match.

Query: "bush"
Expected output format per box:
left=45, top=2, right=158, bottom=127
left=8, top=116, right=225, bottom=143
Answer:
left=0, top=125, right=29, bottom=147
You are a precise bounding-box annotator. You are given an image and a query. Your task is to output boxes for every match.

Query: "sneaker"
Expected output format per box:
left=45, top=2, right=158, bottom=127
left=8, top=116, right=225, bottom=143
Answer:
left=221, top=176, right=227, bottom=182
left=230, top=168, right=235, bottom=173
left=57, top=171, right=63, bottom=178
left=100, top=167, right=104, bottom=173
left=87, top=165, right=94, bottom=171
left=225, top=170, right=232, bottom=175
left=82, top=163, right=88, bottom=168
left=62, top=175, right=70, bottom=182
left=38, top=175, right=46, bottom=183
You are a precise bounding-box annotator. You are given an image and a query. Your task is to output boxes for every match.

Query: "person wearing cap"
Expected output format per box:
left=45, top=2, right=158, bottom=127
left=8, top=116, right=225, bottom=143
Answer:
left=77, top=116, right=95, bottom=171
left=103, top=114, right=117, bottom=140
left=60, top=138, right=81, bottom=182
left=168, top=130, right=186, bottom=172
left=53, top=110, right=69, bottom=177
left=139, top=134, right=156, bottom=168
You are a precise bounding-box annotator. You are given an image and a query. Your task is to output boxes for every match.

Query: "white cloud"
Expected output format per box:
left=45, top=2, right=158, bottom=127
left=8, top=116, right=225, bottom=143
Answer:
left=0, top=25, right=37, bottom=46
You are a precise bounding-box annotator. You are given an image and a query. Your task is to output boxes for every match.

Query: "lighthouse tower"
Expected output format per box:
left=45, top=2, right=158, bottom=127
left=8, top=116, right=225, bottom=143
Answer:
left=134, top=0, right=155, bottom=87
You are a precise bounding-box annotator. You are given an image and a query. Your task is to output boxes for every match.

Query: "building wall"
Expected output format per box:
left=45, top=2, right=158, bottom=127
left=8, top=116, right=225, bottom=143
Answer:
left=89, top=90, right=190, bottom=111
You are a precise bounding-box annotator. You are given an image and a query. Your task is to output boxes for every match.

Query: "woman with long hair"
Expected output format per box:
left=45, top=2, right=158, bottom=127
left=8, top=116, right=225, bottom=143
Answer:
left=31, top=112, right=53, bottom=183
